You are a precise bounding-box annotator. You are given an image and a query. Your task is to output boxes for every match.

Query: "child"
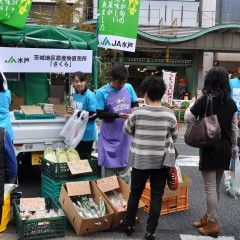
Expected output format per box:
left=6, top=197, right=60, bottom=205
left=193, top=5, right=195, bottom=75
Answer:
left=124, top=75, right=178, bottom=240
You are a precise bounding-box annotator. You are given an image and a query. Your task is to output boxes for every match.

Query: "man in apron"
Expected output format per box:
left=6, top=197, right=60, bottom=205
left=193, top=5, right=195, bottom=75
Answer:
left=96, top=65, right=138, bottom=184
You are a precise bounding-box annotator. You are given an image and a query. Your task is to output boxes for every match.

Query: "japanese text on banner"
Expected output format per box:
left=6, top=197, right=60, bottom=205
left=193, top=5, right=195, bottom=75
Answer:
left=98, top=0, right=140, bottom=52
left=162, top=70, right=177, bottom=105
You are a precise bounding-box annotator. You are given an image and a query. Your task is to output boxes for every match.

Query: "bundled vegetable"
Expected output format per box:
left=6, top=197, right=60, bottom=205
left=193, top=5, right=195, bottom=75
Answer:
left=20, top=209, right=61, bottom=220
left=44, top=148, right=57, bottom=163
left=106, top=190, right=127, bottom=212
left=56, top=148, right=68, bottom=163
left=66, top=148, right=80, bottom=161
left=72, top=195, right=106, bottom=219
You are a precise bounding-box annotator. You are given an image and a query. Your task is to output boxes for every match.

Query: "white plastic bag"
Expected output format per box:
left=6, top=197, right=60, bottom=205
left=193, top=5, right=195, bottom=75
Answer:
left=60, top=110, right=78, bottom=138
left=234, top=150, right=240, bottom=196
left=60, top=110, right=89, bottom=149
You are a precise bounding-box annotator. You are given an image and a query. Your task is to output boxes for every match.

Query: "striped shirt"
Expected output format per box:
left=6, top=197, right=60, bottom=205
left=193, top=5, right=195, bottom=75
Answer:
left=123, top=106, right=178, bottom=170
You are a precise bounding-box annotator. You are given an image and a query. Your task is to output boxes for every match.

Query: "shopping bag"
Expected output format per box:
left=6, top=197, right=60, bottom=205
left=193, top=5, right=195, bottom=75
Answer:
left=60, top=110, right=89, bottom=149
left=60, top=110, right=78, bottom=138
left=163, top=137, right=178, bottom=168
left=234, top=149, right=240, bottom=196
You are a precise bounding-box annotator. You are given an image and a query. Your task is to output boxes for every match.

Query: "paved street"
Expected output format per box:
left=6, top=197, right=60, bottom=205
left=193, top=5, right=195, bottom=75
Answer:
left=1, top=130, right=240, bottom=240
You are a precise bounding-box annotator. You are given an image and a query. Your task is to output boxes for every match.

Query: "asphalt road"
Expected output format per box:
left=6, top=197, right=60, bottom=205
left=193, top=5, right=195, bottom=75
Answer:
left=1, top=135, right=240, bottom=240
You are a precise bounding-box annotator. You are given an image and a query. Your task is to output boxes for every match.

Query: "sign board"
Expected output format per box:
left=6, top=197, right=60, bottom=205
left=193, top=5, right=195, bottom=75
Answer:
left=20, top=106, right=44, bottom=114
left=0, top=47, right=93, bottom=73
left=66, top=181, right=91, bottom=196
left=67, top=160, right=92, bottom=175
left=96, top=175, right=120, bottom=193
left=20, top=198, right=45, bottom=212
left=98, top=0, right=140, bottom=52
left=0, top=0, right=32, bottom=29
left=162, top=70, right=177, bottom=105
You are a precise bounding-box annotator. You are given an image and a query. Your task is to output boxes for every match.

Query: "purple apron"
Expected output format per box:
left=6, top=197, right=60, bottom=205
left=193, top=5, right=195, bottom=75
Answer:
left=98, top=85, right=132, bottom=168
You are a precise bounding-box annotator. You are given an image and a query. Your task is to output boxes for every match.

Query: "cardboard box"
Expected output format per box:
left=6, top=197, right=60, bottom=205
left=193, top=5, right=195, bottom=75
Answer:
left=95, top=176, right=145, bottom=229
left=143, top=171, right=192, bottom=199
left=59, top=181, right=114, bottom=236
left=53, top=104, right=67, bottom=115
left=48, top=98, right=61, bottom=104
left=10, top=93, right=24, bottom=111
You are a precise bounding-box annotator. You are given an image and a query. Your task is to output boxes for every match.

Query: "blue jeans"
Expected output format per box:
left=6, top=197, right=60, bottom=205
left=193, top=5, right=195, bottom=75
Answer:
left=126, top=168, right=168, bottom=233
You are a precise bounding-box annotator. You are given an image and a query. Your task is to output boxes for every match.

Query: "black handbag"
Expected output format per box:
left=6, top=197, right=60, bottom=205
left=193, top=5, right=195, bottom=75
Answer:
left=184, top=95, right=221, bottom=148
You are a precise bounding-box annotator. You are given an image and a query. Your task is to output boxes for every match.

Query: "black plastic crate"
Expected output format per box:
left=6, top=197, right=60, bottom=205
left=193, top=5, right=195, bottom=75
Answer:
left=13, top=197, right=66, bottom=240
left=41, top=153, right=101, bottom=180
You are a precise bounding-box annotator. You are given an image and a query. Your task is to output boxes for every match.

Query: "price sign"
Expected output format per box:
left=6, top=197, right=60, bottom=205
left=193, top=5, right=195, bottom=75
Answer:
left=66, top=181, right=91, bottom=196
left=67, top=160, right=92, bottom=175
left=20, top=198, right=45, bottom=212
left=96, top=175, right=120, bottom=193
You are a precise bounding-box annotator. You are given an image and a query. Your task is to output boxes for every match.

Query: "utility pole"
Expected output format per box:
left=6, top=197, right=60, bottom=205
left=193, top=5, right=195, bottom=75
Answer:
left=198, top=0, right=203, bottom=27
left=218, top=0, right=223, bottom=24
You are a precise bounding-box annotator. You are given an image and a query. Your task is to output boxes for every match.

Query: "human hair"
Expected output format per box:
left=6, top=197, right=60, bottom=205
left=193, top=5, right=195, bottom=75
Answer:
left=141, top=75, right=166, bottom=101
left=71, top=71, right=86, bottom=82
left=111, top=64, right=129, bottom=81
left=0, top=73, right=5, bottom=92
left=202, top=66, right=230, bottom=102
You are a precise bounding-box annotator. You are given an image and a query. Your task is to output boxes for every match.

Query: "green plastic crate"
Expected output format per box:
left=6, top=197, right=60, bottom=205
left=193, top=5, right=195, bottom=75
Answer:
left=13, top=197, right=66, bottom=240
left=41, top=174, right=101, bottom=205
left=41, top=153, right=101, bottom=180
left=14, top=111, right=56, bottom=120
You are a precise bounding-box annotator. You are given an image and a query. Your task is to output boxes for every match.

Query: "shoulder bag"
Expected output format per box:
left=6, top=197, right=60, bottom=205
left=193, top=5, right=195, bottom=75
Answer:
left=184, top=95, right=221, bottom=148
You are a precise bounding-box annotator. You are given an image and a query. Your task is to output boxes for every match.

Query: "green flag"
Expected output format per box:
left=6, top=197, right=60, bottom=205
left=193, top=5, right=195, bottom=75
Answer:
left=98, top=0, right=140, bottom=52
left=0, top=0, right=32, bottom=29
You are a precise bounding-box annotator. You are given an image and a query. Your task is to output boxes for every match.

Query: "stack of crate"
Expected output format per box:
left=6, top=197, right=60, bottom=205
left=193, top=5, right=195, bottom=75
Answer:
left=41, top=153, right=101, bottom=205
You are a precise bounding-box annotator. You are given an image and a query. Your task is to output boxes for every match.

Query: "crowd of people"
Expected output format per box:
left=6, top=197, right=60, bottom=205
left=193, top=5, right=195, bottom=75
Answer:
left=0, top=64, right=239, bottom=239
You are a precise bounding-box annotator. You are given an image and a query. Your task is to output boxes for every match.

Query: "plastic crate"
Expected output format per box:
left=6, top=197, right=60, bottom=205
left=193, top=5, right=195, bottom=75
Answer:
left=13, top=197, right=66, bottom=240
left=41, top=153, right=101, bottom=180
left=141, top=186, right=189, bottom=215
left=0, top=193, right=11, bottom=232
left=41, top=174, right=101, bottom=206
left=14, top=111, right=56, bottom=120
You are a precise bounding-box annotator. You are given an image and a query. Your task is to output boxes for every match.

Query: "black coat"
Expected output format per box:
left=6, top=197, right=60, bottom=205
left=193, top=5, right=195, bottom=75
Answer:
left=190, top=95, right=237, bottom=171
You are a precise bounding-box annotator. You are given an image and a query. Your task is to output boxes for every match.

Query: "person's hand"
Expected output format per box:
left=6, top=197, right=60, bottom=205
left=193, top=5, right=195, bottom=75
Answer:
left=67, top=108, right=75, bottom=114
left=190, top=97, right=196, bottom=104
left=65, top=114, right=72, bottom=120
left=119, top=113, right=129, bottom=119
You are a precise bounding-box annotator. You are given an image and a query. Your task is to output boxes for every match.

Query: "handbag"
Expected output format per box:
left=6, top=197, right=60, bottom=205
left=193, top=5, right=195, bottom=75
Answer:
left=163, top=137, right=179, bottom=191
left=184, top=95, right=221, bottom=148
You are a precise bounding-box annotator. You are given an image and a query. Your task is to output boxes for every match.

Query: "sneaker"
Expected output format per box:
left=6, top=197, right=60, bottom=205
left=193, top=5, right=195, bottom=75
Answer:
left=145, top=232, right=156, bottom=240
left=124, top=225, right=135, bottom=237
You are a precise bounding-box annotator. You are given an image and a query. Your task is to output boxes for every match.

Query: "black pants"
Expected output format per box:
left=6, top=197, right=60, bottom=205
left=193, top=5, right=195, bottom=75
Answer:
left=75, top=141, right=94, bottom=155
left=126, top=168, right=168, bottom=233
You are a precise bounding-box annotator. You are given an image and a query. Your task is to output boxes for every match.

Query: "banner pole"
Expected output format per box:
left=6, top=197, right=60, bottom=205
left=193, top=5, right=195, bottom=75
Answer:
left=93, top=1, right=99, bottom=90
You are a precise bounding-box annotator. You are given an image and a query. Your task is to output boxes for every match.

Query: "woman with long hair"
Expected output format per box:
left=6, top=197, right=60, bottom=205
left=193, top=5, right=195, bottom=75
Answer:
left=0, top=73, right=14, bottom=141
left=184, top=66, right=238, bottom=238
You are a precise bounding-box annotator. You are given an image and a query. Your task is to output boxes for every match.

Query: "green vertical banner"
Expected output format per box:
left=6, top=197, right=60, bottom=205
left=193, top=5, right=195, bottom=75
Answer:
left=0, top=0, right=32, bottom=29
left=98, top=0, right=140, bottom=52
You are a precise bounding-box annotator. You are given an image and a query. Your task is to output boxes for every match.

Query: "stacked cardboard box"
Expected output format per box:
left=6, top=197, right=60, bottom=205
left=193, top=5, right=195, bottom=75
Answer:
left=10, top=92, right=24, bottom=111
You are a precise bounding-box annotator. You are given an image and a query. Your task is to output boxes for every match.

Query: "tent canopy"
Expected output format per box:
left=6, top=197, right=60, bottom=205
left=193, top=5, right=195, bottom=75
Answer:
left=0, top=23, right=98, bottom=55
left=0, top=23, right=99, bottom=89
